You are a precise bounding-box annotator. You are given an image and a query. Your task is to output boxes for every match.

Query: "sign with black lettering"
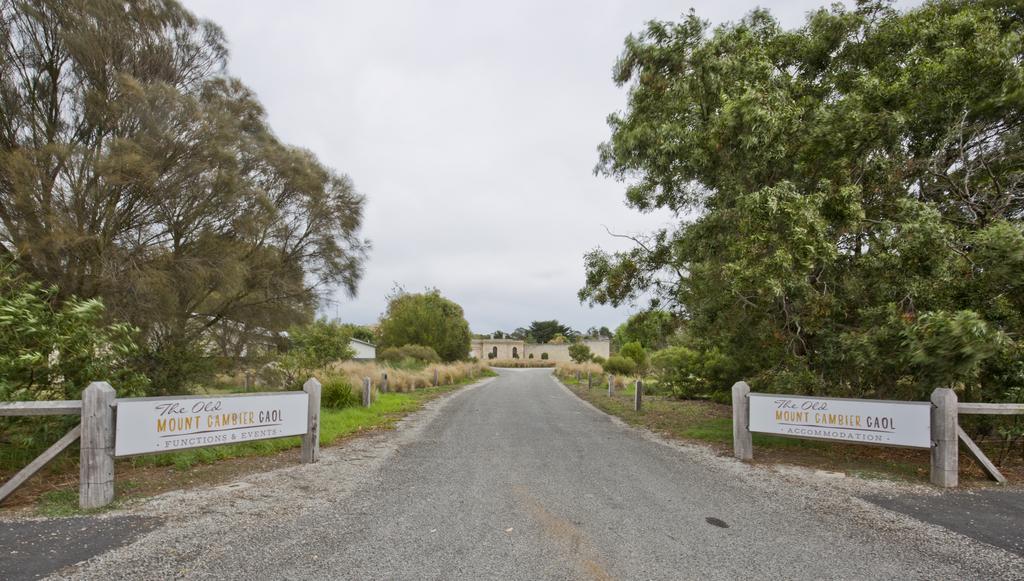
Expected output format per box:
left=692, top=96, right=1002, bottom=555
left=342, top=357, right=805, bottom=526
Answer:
left=748, top=394, right=931, bottom=449
left=114, top=392, right=308, bottom=456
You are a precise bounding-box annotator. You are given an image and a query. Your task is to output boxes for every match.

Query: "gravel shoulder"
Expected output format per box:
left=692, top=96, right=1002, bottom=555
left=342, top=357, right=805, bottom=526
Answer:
left=22, top=370, right=1024, bottom=580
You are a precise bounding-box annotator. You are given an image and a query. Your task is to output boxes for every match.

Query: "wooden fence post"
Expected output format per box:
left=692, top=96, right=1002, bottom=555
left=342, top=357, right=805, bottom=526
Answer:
left=362, top=377, right=372, bottom=407
left=607, top=375, right=614, bottom=397
left=301, top=378, right=321, bottom=464
left=732, top=381, right=752, bottom=461
left=634, top=379, right=643, bottom=412
left=433, top=368, right=439, bottom=387
left=576, top=370, right=581, bottom=382
left=381, top=372, right=388, bottom=393
left=931, top=388, right=958, bottom=488
left=587, top=371, right=592, bottom=389
left=80, top=382, right=116, bottom=509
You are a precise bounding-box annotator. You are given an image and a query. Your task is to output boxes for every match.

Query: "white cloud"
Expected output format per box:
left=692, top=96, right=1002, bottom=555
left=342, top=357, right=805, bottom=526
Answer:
left=182, top=0, right=922, bottom=333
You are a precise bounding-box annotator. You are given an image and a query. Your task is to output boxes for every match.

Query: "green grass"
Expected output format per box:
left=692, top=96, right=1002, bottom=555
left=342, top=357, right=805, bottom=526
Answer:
left=36, top=479, right=143, bottom=517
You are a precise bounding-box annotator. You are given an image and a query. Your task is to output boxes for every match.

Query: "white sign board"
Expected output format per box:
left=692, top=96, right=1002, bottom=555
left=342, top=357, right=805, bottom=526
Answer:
left=748, top=394, right=931, bottom=449
left=115, top=392, right=308, bottom=457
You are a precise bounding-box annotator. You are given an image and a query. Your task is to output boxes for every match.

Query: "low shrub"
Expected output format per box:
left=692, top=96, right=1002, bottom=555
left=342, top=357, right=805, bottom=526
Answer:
left=602, top=355, right=637, bottom=376
left=321, top=377, right=360, bottom=409
left=618, top=341, right=648, bottom=371
left=378, top=344, right=441, bottom=364
left=650, top=345, right=734, bottom=399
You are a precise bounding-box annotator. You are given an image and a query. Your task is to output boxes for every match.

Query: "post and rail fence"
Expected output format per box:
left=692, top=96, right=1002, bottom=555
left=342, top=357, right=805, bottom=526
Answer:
left=1, top=378, right=323, bottom=508
left=731, top=381, right=1023, bottom=488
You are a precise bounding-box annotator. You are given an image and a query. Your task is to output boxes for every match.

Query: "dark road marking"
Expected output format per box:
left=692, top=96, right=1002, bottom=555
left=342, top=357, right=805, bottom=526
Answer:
left=705, top=517, right=729, bottom=528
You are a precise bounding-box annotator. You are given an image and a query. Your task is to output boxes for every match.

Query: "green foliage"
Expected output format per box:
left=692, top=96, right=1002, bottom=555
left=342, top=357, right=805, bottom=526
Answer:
left=340, top=324, right=376, bottom=344
left=0, top=0, right=368, bottom=394
left=378, top=344, right=442, bottom=366
left=0, top=263, right=148, bottom=455
left=321, top=377, right=360, bottom=409
left=592, top=355, right=606, bottom=366
left=618, top=342, right=647, bottom=372
left=378, top=289, right=471, bottom=362
left=650, top=346, right=734, bottom=399
left=540, top=352, right=549, bottom=360
left=277, top=320, right=354, bottom=387
left=0, top=263, right=148, bottom=401
left=568, top=343, right=593, bottom=364
left=582, top=1, right=1024, bottom=401
left=288, top=320, right=355, bottom=369
left=528, top=320, right=577, bottom=344
left=614, top=311, right=677, bottom=350
left=603, top=355, right=637, bottom=376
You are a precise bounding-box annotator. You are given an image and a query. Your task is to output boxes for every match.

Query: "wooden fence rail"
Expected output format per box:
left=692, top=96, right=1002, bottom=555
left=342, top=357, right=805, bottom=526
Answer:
left=2, top=379, right=321, bottom=508
left=0, top=400, right=86, bottom=416
left=956, top=402, right=1024, bottom=485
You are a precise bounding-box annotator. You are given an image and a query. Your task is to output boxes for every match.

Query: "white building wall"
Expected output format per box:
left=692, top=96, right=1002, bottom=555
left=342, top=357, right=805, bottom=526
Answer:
left=350, top=339, right=376, bottom=360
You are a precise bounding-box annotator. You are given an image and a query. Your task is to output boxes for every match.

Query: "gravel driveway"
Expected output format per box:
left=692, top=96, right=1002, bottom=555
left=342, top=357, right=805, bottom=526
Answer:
left=28, top=369, right=1024, bottom=579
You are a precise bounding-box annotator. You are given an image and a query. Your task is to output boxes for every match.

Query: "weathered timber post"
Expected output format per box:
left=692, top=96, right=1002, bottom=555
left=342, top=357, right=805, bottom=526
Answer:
left=576, top=370, right=581, bottom=382
left=931, top=388, right=958, bottom=488
left=732, top=381, right=752, bottom=461
left=80, top=382, right=116, bottom=509
left=362, top=377, right=372, bottom=407
left=381, top=372, right=389, bottom=393
left=608, top=375, right=614, bottom=397
left=433, top=368, right=439, bottom=387
left=587, top=371, right=592, bottom=389
left=301, top=378, right=321, bottom=464
left=634, top=379, right=643, bottom=412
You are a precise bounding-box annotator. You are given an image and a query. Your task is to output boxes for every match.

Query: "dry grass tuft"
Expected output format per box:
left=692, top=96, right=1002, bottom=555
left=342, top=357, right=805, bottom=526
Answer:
left=328, top=360, right=487, bottom=393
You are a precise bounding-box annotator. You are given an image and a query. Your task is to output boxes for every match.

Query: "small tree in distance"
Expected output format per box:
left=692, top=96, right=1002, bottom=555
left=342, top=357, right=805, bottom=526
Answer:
left=378, top=288, right=471, bottom=362
left=568, top=343, right=593, bottom=364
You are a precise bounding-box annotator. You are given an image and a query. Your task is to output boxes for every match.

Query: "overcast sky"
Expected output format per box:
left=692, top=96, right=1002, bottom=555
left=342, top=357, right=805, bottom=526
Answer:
left=181, top=0, right=918, bottom=334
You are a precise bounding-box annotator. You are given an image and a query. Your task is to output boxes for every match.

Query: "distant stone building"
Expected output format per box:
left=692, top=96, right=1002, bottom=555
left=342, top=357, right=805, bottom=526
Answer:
left=469, top=338, right=610, bottom=362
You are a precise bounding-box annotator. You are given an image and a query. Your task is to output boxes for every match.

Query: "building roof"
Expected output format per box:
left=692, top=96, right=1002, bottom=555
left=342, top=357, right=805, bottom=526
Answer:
left=349, top=337, right=376, bottom=347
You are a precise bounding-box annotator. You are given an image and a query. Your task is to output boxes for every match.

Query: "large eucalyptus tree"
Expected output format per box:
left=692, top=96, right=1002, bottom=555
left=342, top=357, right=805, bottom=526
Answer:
left=0, top=0, right=368, bottom=391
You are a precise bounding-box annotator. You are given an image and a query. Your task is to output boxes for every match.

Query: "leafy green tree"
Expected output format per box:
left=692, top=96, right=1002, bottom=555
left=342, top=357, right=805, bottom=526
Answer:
left=277, top=320, right=354, bottom=387
left=614, top=311, right=678, bottom=350
left=568, top=343, right=593, bottom=364
left=581, top=1, right=1024, bottom=401
left=528, top=320, right=577, bottom=344
left=0, top=0, right=368, bottom=392
left=378, top=289, right=471, bottom=362
left=288, top=320, right=355, bottom=369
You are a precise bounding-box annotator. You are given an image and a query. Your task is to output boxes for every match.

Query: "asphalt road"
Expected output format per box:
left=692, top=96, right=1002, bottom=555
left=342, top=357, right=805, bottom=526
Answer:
left=29, top=369, right=1024, bottom=579
left=0, top=516, right=161, bottom=580
left=864, top=488, right=1024, bottom=557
